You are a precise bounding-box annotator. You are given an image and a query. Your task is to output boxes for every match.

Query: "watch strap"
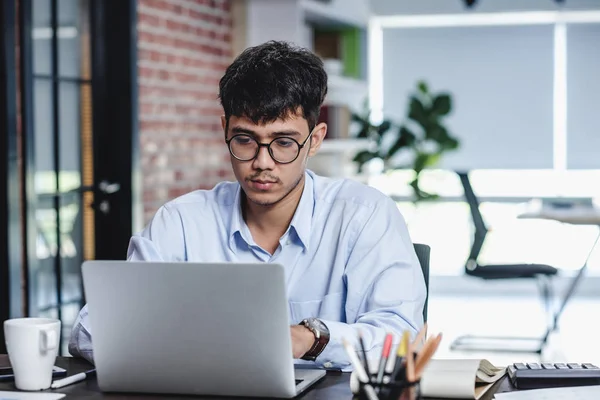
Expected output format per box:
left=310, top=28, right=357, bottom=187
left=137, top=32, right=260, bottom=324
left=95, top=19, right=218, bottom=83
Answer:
left=299, top=318, right=330, bottom=361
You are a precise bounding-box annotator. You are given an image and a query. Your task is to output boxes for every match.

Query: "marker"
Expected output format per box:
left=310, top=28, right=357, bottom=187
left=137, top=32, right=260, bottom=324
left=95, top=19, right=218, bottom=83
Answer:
left=375, top=333, right=393, bottom=392
left=50, top=369, right=96, bottom=389
left=391, top=331, right=410, bottom=381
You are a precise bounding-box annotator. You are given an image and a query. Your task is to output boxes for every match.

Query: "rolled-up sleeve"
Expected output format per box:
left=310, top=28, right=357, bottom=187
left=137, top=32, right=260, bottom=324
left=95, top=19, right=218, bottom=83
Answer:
left=315, top=197, right=426, bottom=371
left=68, top=304, right=95, bottom=363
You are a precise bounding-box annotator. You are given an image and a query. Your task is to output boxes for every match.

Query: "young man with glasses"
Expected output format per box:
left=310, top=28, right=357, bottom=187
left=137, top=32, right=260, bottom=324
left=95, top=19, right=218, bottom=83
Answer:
left=69, top=41, right=426, bottom=370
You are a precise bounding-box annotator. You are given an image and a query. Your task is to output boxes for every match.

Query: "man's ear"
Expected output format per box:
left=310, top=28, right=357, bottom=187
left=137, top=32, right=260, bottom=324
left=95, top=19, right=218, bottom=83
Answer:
left=308, top=122, right=327, bottom=157
left=221, top=115, right=227, bottom=138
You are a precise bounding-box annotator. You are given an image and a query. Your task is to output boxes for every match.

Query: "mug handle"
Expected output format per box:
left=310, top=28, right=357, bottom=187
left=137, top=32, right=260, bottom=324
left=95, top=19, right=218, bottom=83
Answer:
left=40, top=328, right=58, bottom=351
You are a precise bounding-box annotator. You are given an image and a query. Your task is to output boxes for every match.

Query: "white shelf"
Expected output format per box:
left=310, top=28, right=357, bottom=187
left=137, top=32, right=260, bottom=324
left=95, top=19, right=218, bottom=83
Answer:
left=301, top=0, right=369, bottom=28
left=328, top=74, right=367, bottom=92
left=318, top=138, right=370, bottom=153
left=324, top=75, right=368, bottom=110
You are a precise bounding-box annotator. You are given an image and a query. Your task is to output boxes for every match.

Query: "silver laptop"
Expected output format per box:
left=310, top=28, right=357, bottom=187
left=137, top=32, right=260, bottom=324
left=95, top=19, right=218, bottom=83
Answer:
left=81, top=261, right=326, bottom=398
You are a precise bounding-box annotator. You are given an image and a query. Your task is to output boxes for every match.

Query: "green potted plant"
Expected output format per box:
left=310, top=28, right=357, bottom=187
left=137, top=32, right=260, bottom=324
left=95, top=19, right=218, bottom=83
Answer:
left=352, top=80, right=460, bottom=201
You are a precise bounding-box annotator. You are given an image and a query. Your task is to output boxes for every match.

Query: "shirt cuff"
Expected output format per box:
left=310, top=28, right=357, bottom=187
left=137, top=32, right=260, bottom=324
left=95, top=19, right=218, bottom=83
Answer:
left=305, top=320, right=357, bottom=371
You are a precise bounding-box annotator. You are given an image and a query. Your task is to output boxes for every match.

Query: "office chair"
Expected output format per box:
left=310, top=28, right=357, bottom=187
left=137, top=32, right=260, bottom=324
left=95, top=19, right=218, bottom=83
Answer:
left=413, top=243, right=430, bottom=323
left=450, top=172, right=559, bottom=354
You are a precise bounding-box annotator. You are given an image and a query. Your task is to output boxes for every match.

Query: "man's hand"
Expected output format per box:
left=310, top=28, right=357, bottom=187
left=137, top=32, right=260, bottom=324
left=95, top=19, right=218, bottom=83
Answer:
left=290, top=325, right=315, bottom=359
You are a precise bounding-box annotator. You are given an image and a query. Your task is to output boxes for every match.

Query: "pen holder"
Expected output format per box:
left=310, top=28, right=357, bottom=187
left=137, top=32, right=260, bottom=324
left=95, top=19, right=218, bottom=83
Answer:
left=353, top=373, right=422, bottom=400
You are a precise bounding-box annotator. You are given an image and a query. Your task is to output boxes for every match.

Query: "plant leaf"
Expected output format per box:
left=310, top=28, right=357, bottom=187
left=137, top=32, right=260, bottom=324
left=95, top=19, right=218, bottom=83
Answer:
left=351, top=113, right=368, bottom=124
left=408, top=96, right=427, bottom=125
left=355, top=123, right=371, bottom=138
left=432, top=94, right=452, bottom=115
left=442, top=137, right=460, bottom=150
left=425, top=153, right=441, bottom=167
left=377, top=120, right=392, bottom=135
left=352, top=150, right=379, bottom=165
left=425, top=124, right=446, bottom=141
left=417, top=81, right=429, bottom=95
left=387, top=126, right=416, bottom=159
left=413, top=152, right=430, bottom=173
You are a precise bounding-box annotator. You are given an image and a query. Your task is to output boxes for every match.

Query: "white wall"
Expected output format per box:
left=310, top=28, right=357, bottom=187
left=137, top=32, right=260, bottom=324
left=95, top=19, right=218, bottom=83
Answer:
left=382, top=25, right=555, bottom=170
left=372, top=0, right=600, bottom=170
left=566, top=23, right=600, bottom=169
left=245, top=0, right=307, bottom=48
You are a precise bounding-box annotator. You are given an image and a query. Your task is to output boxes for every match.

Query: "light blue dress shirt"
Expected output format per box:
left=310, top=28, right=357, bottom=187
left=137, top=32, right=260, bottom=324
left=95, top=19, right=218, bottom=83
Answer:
left=69, top=170, right=426, bottom=371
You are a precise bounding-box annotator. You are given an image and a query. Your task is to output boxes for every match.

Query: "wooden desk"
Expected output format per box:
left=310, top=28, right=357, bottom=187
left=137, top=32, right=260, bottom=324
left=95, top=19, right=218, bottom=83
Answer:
left=0, top=356, right=516, bottom=400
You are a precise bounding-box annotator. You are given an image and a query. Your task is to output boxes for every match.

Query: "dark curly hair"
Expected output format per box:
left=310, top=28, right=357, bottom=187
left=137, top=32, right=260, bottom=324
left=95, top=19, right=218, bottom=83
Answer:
left=218, top=40, right=328, bottom=132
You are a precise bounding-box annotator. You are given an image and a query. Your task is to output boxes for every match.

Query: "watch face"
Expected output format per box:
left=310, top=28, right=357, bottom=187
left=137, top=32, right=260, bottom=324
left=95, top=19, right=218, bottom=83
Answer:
left=310, top=318, right=327, bottom=332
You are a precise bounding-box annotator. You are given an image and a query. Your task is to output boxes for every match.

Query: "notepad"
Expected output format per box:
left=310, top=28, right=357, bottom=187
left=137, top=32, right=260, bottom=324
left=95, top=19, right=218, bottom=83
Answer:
left=494, top=384, right=600, bottom=399
left=419, top=359, right=506, bottom=399
left=0, top=392, right=65, bottom=400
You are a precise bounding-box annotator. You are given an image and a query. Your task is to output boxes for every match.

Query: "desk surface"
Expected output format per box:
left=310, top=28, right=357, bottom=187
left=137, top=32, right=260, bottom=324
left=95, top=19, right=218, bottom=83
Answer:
left=0, top=356, right=517, bottom=400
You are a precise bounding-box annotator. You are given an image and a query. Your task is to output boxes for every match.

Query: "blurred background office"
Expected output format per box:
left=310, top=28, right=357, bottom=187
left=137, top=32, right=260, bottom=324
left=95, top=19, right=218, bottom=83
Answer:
left=1, top=0, right=599, bottom=365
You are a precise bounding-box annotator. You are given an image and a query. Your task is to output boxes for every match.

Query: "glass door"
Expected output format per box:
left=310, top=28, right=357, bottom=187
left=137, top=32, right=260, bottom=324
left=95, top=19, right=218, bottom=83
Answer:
left=18, top=0, right=137, bottom=355
left=29, top=0, right=94, bottom=353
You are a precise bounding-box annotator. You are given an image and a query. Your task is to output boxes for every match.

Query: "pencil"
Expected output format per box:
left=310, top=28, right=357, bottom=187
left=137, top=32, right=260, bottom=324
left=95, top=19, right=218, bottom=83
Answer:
left=415, top=333, right=443, bottom=378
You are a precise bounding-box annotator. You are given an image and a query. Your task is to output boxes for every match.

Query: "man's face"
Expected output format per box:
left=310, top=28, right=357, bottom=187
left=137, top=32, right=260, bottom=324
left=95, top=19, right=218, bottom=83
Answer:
left=222, top=112, right=327, bottom=207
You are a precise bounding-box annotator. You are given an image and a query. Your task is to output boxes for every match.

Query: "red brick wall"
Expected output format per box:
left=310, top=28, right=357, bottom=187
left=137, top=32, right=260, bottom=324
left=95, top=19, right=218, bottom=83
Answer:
left=137, top=0, right=234, bottom=222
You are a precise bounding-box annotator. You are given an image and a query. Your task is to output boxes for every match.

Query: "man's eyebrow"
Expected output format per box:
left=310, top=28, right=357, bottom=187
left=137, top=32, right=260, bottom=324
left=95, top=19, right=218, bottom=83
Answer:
left=269, top=130, right=302, bottom=137
left=230, top=126, right=256, bottom=135
left=230, top=126, right=302, bottom=138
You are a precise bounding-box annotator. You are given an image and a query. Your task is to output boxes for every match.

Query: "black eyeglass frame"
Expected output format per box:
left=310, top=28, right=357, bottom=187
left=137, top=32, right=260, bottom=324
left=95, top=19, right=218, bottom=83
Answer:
left=225, top=129, right=315, bottom=164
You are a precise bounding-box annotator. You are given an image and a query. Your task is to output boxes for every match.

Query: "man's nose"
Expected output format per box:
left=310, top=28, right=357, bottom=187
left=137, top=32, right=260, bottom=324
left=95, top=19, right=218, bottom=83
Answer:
left=252, top=145, right=275, bottom=170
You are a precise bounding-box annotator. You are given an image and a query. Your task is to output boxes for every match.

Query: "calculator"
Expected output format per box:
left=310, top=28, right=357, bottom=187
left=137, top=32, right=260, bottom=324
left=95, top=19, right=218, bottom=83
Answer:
left=508, top=362, right=600, bottom=389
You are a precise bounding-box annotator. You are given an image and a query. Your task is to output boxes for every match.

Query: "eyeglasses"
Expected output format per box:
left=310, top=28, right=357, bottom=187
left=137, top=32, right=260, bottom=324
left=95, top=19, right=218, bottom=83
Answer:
left=225, top=130, right=314, bottom=164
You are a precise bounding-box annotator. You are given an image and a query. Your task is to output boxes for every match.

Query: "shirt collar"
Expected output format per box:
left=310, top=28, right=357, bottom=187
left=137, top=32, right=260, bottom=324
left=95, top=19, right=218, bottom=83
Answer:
left=228, top=171, right=315, bottom=251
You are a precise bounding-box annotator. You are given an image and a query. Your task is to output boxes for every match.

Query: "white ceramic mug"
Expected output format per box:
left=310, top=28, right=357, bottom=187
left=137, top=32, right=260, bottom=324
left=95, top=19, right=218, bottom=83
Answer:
left=4, top=317, right=61, bottom=391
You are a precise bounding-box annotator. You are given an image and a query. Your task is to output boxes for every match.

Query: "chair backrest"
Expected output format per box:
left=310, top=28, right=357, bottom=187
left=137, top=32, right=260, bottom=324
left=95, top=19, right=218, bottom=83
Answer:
left=413, top=243, right=430, bottom=322
left=456, top=171, right=488, bottom=266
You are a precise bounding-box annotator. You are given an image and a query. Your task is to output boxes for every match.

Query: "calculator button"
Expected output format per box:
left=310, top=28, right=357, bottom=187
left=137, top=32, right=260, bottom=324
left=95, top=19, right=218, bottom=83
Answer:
left=554, top=363, right=569, bottom=369
left=514, top=363, right=528, bottom=370
left=527, top=363, right=541, bottom=369
left=582, top=363, right=599, bottom=369
left=541, top=363, right=555, bottom=369
left=567, top=363, right=583, bottom=369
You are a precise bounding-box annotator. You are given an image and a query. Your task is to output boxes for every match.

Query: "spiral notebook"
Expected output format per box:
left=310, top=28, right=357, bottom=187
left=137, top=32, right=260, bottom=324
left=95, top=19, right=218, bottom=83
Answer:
left=419, top=359, right=506, bottom=399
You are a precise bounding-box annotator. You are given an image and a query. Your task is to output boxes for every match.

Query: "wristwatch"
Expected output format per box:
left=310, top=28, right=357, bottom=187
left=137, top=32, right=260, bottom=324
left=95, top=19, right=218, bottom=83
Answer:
left=299, top=317, right=330, bottom=361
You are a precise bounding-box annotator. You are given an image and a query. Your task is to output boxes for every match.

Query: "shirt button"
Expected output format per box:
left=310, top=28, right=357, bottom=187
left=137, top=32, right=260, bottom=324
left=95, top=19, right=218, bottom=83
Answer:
left=286, top=240, right=291, bottom=245
left=323, top=362, right=333, bottom=368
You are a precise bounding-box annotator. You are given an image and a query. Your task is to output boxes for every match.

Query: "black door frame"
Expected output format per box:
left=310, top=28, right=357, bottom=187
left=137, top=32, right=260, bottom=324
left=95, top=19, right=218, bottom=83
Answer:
left=0, top=0, right=139, bottom=351
left=0, top=0, right=24, bottom=354
left=91, top=0, right=139, bottom=261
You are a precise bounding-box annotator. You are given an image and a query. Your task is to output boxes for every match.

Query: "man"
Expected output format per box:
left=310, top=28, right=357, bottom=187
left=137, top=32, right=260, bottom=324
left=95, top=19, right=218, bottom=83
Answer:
left=69, top=40, right=426, bottom=370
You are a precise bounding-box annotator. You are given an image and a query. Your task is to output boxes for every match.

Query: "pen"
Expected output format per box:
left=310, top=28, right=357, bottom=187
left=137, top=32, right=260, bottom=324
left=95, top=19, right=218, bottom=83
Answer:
left=375, top=333, right=393, bottom=392
left=358, top=330, right=373, bottom=383
left=342, top=339, right=379, bottom=400
left=50, top=369, right=96, bottom=389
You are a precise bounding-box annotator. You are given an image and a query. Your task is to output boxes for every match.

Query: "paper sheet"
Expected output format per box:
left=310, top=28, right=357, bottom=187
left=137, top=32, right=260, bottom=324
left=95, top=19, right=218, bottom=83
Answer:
left=494, top=385, right=600, bottom=399
left=0, top=392, right=65, bottom=400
